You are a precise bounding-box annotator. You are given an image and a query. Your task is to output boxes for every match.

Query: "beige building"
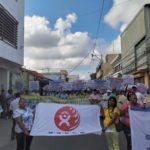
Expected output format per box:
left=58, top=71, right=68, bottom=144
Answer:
left=121, top=4, right=150, bottom=88
left=110, top=54, right=122, bottom=78
left=67, top=75, right=79, bottom=82
left=96, top=54, right=118, bottom=79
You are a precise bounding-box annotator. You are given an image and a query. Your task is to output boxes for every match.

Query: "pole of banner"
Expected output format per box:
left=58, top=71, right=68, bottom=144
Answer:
left=125, top=84, right=128, bottom=95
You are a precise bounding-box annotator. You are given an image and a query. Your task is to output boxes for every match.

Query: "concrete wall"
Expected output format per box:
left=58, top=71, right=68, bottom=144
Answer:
left=0, top=68, right=9, bottom=90
left=0, top=0, right=24, bottom=65
left=145, top=5, right=150, bottom=67
left=105, top=54, right=118, bottom=63
left=102, top=63, right=112, bottom=79
left=0, top=0, right=24, bottom=90
left=121, top=7, right=146, bottom=73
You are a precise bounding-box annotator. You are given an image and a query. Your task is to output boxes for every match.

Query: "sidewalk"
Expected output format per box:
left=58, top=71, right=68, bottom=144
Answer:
left=0, top=119, right=15, bottom=150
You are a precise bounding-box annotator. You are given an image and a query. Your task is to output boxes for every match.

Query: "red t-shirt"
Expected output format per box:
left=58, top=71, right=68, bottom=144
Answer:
left=121, top=102, right=141, bottom=127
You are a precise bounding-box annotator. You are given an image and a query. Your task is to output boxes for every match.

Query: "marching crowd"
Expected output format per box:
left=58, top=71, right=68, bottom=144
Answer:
left=88, top=86, right=148, bottom=150
left=0, top=85, right=149, bottom=150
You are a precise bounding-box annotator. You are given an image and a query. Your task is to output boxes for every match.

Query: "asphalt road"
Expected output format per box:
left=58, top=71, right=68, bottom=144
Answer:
left=0, top=119, right=127, bottom=150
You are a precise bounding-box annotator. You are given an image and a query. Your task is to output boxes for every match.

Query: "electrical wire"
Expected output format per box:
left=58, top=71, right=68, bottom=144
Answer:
left=69, top=0, right=105, bottom=74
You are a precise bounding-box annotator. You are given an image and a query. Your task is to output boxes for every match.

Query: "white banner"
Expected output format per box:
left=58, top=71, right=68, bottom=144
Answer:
left=129, top=107, right=150, bottom=150
left=29, top=80, right=39, bottom=91
left=123, top=75, right=134, bottom=85
left=30, top=103, right=101, bottom=136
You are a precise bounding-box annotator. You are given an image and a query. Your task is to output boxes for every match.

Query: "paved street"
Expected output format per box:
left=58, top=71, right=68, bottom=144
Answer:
left=0, top=119, right=127, bottom=150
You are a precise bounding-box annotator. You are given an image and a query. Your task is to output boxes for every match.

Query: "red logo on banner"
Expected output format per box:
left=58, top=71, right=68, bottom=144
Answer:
left=54, top=106, right=80, bottom=131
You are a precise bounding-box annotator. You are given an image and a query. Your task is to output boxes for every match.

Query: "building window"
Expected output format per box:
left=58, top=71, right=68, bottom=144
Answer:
left=134, top=77, right=144, bottom=84
left=0, top=4, right=18, bottom=48
left=135, top=37, right=146, bottom=68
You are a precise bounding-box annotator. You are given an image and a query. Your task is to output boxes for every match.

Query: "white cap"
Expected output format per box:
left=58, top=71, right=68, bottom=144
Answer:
left=107, top=90, right=112, bottom=93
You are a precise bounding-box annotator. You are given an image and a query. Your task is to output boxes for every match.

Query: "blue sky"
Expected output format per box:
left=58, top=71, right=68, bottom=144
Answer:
left=25, top=0, right=119, bottom=41
left=24, top=0, right=149, bottom=80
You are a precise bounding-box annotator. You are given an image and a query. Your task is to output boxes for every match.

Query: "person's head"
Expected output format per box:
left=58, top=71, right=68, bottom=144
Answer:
left=107, top=90, right=112, bottom=96
left=15, top=92, right=20, bottom=98
left=127, top=91, right=137, bottom=104
left=132, top=86, right=137, bottom=92
left=18, top=98, right=26, bottom=109
left=1, top=89, right=5, bottom=93
left=108, top=96, right=117, bottom=109
left=8, top=89, right=13, bottom=94
left=93, top=89, right=98, bottom=95
left=120, top=90, right=125, bottom=95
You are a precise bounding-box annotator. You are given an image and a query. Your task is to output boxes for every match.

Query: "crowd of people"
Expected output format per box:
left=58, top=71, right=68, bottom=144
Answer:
left=88, top=85, right=147, bottom=150
left=0, top=85, right=149, bottom=150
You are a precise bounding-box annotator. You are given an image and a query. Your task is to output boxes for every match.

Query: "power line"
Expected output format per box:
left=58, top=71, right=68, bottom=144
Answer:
left=92, top=0, right=105, bottom=56
left=69, top=0, right=105, bottom=74
left=69, top=46, right=95, bottom=73
left=95, top=0, right=105, bottom=40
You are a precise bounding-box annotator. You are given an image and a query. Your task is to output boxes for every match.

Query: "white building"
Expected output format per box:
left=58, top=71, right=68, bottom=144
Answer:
left=0, top=0, right=24, bottom=90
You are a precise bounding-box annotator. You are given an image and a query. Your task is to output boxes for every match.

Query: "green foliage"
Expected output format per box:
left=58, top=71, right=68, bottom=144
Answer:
left=22, top=95, right=90, bottom=104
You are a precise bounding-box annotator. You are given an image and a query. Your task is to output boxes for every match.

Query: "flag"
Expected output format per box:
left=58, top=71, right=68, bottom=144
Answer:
left=30, top=103, right=101, bottom=136
left=129, top=107, right=150, bottom=150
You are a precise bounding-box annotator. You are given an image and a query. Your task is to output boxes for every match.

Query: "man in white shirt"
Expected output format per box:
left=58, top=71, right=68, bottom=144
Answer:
left=103, top=90, right=112, bottom=101
left=9, top=93, right=20, bottom=140
left=89, top=89, right=101, bottom=104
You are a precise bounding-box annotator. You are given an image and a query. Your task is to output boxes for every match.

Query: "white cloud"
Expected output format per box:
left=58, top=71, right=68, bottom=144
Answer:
left=25, top=16, right=60, bottom=48
left=104, top=0, right=149, bottom=55
left=107, top=35, right=121, bottom=54
left=104, top=0, right=149, bottom=30
left=24, top=13, right=102, bottom=80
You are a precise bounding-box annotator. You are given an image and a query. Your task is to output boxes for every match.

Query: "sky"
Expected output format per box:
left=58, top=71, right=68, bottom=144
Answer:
left=24, top=0, right=150, bottom=80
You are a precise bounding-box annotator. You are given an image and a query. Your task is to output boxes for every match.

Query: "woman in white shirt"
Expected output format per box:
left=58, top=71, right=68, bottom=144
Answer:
left=14, top=98, right=34, bottom=150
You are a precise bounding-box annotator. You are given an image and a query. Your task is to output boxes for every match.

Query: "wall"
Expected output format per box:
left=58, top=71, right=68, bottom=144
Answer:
left=121, top=8, right=146, bottom=73
left=0, top=0, right=24, bottom=65
left=145, top=5, right=150, bottom=67
left=0, top=68, right=9, bottom=90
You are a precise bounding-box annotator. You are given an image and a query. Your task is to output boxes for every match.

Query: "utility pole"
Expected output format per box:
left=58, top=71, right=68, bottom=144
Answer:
left=113, top=41, right=114, bottom=54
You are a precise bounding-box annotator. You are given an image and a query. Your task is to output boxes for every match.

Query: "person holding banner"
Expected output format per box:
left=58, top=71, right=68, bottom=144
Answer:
left=121, top=91, right=142, bottom=150
left=13, top=98, right=34, bottom=150
left=132, top=86, right=146, bottom=107
left=102, top=96, right=120, bottom=150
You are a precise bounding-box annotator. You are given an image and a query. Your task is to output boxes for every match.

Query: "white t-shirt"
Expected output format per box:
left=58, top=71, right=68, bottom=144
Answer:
left=103, top=93, right=111, bottom=101
left=13, top=107, right=33, bottom=133
left=89, top=94, right=101, bottom=100
left=136, top=92, right=146, bottom=104
left=9, top=98, right=20, bottom=113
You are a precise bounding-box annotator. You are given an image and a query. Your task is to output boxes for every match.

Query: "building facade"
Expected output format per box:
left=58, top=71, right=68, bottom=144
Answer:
left=43, top=70, right=68, bottom=82
left=110, top=54, right=122, bottom=78
left=121, top=4, right=150, bottom=88
left=67, top=75, right=79, bottom=82
left=0, top=0, right=24, bottom=90
left=96, top=54, right=118, bottom=79
left=10, top=67, right=49, bottom=93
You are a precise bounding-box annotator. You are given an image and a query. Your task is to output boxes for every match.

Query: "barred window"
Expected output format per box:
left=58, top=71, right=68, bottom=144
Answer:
left=0, top=4, right=18, bottom=48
